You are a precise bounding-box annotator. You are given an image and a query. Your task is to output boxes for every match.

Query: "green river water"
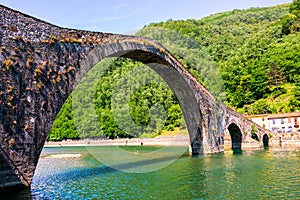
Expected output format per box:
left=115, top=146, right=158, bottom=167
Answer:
left=3, top=146, right=300, bottom=199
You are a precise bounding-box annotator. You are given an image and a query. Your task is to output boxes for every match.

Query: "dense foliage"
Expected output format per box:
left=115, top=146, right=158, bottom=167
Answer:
left=137, top=1, right=300, bottom=114
left=48, top=1, right=300, bottom=141
left=48, top=58, right=183, bottom=141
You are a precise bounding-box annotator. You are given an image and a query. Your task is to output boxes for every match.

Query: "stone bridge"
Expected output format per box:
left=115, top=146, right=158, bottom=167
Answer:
left=0, top=5, right=272, bottom=191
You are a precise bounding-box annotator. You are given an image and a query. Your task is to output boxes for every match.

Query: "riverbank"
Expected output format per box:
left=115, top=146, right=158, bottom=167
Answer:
left=44, top=134, right=190, bottom=147
left=44, top=135, right=300, bottom=151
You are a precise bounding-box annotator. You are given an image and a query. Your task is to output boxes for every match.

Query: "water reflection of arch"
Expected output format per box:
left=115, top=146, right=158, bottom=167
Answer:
left=227, top=123, right=242, bottom=150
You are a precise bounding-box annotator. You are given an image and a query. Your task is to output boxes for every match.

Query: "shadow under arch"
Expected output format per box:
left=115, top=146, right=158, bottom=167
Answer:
left=262, top=134, right=269, bottom=148
left=77, top=42, right=204, bottom=155
left=227, top=123, right=242, bottom=150
left=251, top=133, right=259, bottom=141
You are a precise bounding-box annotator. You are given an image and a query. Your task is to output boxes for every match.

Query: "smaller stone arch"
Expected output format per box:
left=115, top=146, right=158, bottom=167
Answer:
left=251, top=133, right=259, bottom=141
left=262, top=134, right=269, bottom=147
left=228, top=123, right=242, bottom=149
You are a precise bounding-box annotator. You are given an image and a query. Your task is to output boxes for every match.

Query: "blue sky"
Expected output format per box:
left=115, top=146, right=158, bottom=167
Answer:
left=0, top=0, right=292, bottom=34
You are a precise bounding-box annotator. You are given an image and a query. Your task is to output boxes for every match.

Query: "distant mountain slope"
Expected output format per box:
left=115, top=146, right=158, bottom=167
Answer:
left=137, top=2, right=300, bottom=114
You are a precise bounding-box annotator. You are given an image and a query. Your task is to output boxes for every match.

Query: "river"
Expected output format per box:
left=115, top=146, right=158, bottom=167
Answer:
left=3, top=146, right=300, bottom=199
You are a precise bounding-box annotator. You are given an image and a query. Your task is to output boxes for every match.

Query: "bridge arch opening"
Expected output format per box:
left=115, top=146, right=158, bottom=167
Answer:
left=263, top=134, right=269, bottom=147
left=75, top=44, right=204, bottom=155
left=227, top=123, right=242, bottom=150
left=251, top=133, right=259, bottom=141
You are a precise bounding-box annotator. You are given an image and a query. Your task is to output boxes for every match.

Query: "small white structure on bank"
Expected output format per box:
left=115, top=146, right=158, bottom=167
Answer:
left=247, top=112, right=300, bottom=133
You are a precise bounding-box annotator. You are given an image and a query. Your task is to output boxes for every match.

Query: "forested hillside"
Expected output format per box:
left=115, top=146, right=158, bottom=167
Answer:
left=48, top=1, right=300, bottom=141
left=137, top=1, right=300, bottom=114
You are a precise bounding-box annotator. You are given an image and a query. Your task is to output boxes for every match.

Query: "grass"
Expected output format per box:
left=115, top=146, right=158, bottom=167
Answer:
left=139, top=128, right=188, bottom=138
left=160, top=128, right=188, bottom=137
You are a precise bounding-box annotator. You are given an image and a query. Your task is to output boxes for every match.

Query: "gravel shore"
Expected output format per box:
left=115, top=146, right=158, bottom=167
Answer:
left=44, top=135, right=190, bottom=147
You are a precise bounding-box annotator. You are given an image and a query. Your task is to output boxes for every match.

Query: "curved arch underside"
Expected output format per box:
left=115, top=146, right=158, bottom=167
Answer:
left=114, top=50, right=204, bottom=154
left=80, top=42, right=204, bottom=147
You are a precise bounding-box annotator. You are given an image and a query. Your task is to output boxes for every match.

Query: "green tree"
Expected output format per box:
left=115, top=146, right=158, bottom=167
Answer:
left=281, top=0, right=300, bottom=34
left=290, top=0, right=300, bottom=16
left=267, top=63, right=286, bottom=91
